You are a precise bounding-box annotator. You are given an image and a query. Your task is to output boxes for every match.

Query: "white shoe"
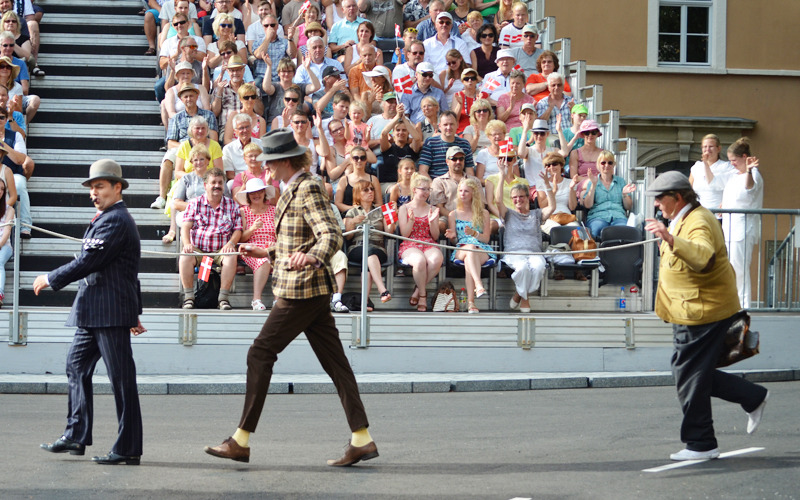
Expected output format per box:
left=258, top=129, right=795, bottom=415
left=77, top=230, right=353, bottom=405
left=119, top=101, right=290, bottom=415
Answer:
left=669, top=448, right=720, bottom=461
left=150, top=196, right=166, bottom=209
left=509, top=297, right=520, bottom=310
left=519, top=307, right=531, bottom=313
left=747, top=391, right=769, bottom=434
left=331, top=300, right=349, bottom=313
left=251, top=299, right=266, bottom=311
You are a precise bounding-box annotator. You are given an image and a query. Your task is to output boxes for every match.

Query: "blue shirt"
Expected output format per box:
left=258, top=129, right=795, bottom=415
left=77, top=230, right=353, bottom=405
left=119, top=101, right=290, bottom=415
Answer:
left=419, top=135, right=475, bottom=179
left=166, top=108, right=219, bottom=144
left=399, top=83, right=447, bottom=124
left=329, top=17, right=368, bottom=46
left=252, top=37, right=289, bottom=82
left=5, top=111, right=26, bottom=135
left=415, top=18, right=460, bottom=41
left=584, top=175, right=628, bottom=223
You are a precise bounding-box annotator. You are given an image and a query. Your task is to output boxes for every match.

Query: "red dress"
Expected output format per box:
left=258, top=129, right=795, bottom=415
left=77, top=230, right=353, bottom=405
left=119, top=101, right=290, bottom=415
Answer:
left=454, top=90, right=490, bottom=134
left=241, top=205, right=277, bottom=271
left=398, top=214, right=438, bottom=261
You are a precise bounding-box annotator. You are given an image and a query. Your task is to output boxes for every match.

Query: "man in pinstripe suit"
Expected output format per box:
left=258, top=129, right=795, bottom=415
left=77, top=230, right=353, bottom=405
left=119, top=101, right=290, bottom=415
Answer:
left=35, top=159, right=145, bottom=466
left=205, top=129, right=378, bottom=466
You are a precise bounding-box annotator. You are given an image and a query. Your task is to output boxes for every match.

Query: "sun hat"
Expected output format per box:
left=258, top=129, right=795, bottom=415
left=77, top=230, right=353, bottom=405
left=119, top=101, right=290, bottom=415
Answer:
left=579, top=119, right=602, bottom=136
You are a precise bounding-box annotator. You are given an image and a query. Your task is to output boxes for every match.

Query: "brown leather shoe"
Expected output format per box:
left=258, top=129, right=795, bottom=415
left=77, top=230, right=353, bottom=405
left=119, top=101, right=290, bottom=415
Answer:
left=204, top=437, right=250, bottom=463
left=327, top=441, right=379, bottom=467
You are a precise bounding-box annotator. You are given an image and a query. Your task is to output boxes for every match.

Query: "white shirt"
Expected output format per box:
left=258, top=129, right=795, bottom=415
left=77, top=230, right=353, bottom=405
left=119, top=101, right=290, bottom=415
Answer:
left=480, top=69, right=512, bottom=101
left=222, top=138, right=249, bottom=175
left=423, top=35, right=472, bottom=74
left=689, top=159, right=736, bottom=209
left=159, top=35, right=207, bottom=57
left=721, top=168, right=763, bottom=242
left=498, top=24, right=525, bottom=48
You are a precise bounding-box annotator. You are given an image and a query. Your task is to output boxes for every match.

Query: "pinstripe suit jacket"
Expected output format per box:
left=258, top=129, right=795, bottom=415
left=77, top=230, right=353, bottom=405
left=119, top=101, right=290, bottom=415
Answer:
left=269, top=172, right=342, bottom=299
left=48, top=201, right=143, bottom=329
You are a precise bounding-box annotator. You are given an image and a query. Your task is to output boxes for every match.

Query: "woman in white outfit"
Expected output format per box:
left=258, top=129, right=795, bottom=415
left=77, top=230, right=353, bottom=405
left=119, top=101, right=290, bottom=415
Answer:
left=688, top=133, right=736, bottom=215
left=491, top=156, right=556, bottom=312
left=721, top=137, right=763, bottom=308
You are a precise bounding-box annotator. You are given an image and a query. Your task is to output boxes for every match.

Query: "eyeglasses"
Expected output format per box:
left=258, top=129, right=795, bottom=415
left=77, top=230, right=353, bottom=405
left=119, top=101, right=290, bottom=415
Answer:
left=284, top=96, right=299, bottom=103
left=479, top=33, right=494, bottom=39
left=474, top=108, right=489, bottom=114
left=462, top=76, right=476, bottom=82
left=583, top=130, right=599, bottom=136
left=415, top=186, right=430, bottom=191
left=263, top=23, right=276, bottom=28
left=446, top=60, right=459, bottom=66
left=420, top=72, right=434, bottom=78
left=173, top=20, right=187, bottom=26
left=291, top=120, right=308, bottom=125
left=523, top=33, right=536, bottom=38
left=219, top=23, right=234, bottom=28
left=352, top=155, right=366, bottom=161
left=409, top=50, right=424, bottom=55
left=544, top=162, right=562, bottom=167
left=4, top=20, right=17, bottom=24
left=406, top=27, right=418, bottom=34
left=448, top=156, right=465, bottom=162
left=438, top=20, right=452, bottom=25
left=362, top=186, right=375, bottom=191
left=240, top=94, right=258, bottom=101
left=600, top=161, right=615, bottom=165
left=330, top=127, right=344, bottom=133
left=220, top=50, right=233, bottom=56
left=510, top=195, right=527, bottom=200
left=533, top=131, right=547, bottom=136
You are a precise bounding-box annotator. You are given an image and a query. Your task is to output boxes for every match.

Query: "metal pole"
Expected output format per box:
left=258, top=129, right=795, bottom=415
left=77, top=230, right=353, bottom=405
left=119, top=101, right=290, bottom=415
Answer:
left=358, top=222, right=370, bottom=348
left=10, top=204, right=22, bottom=344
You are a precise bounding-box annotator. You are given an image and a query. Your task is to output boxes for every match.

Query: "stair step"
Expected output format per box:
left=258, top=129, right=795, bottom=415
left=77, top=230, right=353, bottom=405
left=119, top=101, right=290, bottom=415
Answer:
left=36, top=54, right=158, bottom=79
left=29, top=177, right=159, bottom=196
left=37, top=99, right=161, bottom=125
left=42, top=13, right=146, bottom=27
left=28, top=122, right=164, bottom=150
left=21, top=239, right=182, bottom=258
left=32, top=206, right=170, bottom=226
left=29, top=149, right=165, bottom=166
left=30, top=75, right=155, bottom=91
left=36, top=0, right=142, bottom=17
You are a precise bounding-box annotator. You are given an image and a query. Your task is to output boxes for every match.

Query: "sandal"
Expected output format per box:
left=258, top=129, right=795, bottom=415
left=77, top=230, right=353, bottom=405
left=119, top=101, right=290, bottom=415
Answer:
left=32, top=66, right=45, bottom=77
left=475, top=287, right=486, bottom=299
left=380, top=291, right=392, bottom=303
left=575, top=271, right=588, bottom=282
left=553, top=270, right=565, bottom=281
left=467, top=301, right=479, bottom=314
left=144, top=47, right=156, bottom=56
left=417, top=294, right=427, bottom=312
left=161, top=230, right=175, bottom=244
left=408, top=286, right=419, bottom=306
left=218, top=299, right=232, bottom=310
left=182, top=298, right=194, bottom=309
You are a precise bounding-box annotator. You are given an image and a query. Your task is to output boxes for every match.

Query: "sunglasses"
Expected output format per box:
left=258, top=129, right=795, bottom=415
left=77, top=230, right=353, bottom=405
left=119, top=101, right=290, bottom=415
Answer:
left=448, top=156, right=465, bottom=161
left=263, top=23, right=276, bottom=28
left=0, top=115, right=7, bottom=120
left=584, top=130, right=599, bottom=136
left=219, top=23, right=234, bottom=28
left=240, top=95, right=258, bottom=101
left=284, top=96, right=299, bottom=103
left=292, top=120, right=308, bottom=125
left=0, top=44, right=13, bottom=48
left=523, top=33, right=536, bottom=38
left=362, top=186, right=375, bottom=191
left=600, top=161, right=615, bottom=165
left=474, top=108, right=489, bottom=114
left=406, top=27, right=418, bottom=34
left=438, top=20, right=452, bottom=25
left=173, top=20, right=187, bottom=26
left=479, top=33, right=494, bottom=39
left=352, top=155, right=366, bottom=161
left=446, top=60, right=460, bottom=66
left=462, top=76, right=477, bottom=82
left=409, top=50, right=424, bottom=55
left=533, top=131, right=547, bottom=136
left=330, top=127, right=344, bottom=133
left=420, top=72, right=434, bottom=78
left=220, top=50, right=233, bottom=56
left=544, top=162, right=562, bottom=167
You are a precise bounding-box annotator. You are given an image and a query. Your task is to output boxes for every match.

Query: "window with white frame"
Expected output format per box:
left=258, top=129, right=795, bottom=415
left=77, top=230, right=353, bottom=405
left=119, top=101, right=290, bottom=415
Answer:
left=658, top=0, right=712, bottom=65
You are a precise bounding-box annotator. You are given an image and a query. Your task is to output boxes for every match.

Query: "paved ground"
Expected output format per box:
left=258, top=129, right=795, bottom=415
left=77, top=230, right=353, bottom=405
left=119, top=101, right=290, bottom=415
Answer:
left=1, top=382, right=798, bottom=500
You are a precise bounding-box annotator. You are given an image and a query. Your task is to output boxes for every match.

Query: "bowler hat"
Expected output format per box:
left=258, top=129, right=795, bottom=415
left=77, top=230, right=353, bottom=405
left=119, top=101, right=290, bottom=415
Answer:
left=645, top=171, right=692, bottom=195
left=257, top=128, right=308, bottom=161
left=83, top=159, right=129, bottom=190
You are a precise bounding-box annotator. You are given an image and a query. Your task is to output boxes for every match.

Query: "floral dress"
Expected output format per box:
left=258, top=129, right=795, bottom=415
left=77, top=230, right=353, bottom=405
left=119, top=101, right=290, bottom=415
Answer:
left=398, top=214, right=437, bottom=260
left=241, top=204, right=277, bottom=271
left=452, top=218, right=496, bottom=262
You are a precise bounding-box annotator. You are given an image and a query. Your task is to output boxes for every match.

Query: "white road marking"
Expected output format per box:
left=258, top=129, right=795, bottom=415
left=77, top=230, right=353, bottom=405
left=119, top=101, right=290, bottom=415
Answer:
left=509, top=498, right=532, bottom=500
left=642, top=447, right=765, bottom=473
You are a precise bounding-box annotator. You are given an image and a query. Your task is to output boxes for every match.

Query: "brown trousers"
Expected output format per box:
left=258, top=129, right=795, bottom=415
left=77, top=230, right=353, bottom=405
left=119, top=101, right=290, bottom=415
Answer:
left=239, top=294, right=369, bottom=433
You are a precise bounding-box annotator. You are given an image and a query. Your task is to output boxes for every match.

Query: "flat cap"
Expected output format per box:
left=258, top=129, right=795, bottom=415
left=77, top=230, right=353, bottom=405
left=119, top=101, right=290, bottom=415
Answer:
left=645, top=170, right=692, bottom=195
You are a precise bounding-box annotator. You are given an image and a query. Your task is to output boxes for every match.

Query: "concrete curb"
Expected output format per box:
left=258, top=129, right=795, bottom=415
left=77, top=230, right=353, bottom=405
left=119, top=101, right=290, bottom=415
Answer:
left=1, top=369, right=798, bottom=395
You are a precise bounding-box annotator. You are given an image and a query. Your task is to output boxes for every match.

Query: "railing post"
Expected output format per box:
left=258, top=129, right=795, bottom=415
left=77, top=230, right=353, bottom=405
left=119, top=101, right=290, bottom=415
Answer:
left=10, top=204, right=24, bottom=345
left=356, top=222, right=370, bottom=348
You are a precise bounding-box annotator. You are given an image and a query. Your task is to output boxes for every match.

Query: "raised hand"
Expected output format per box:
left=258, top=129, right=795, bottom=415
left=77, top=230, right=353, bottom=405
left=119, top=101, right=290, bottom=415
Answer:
left=588, top=168, right=598, bottom=185
left=570, top=174, right=579, bottom=189
left=555, top=112, right=562, bottom=132
left=622, top=183, right=636, bottom=195
left=746, top=156, right=760, bottom=171
left=428, top=206, right=440, bottom=224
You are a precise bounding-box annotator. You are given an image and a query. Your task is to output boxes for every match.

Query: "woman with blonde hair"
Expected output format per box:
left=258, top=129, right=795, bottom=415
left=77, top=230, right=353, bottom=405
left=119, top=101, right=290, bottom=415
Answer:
left=416, top=96, right=440, bottom=143
left=207, top=13, right=247, bottom=69
left=537, top=152, right=579, bottom=235
left=398, top=172, right=443, bottom=311
left=475, top=119, right=515, bottom=182
left=445, top=177, right=496, bottom=314
left=223, top=83, right=267, bottom=143
left=0, top=56, right=21, bottom=95
left=452, top=67, right=488, bottom=134
left=2, top=13, right=32, bottom=68
left=438, top=49, right=469, bottom=108
left=162, top=143, right=218, bottom=244
left=689, top=133, right=736, bottom=212
left=582, top=150, right=636, bottom=240
left=462, top=98, right=494, bottom=152
left=334, top=145, right=381, bottom=213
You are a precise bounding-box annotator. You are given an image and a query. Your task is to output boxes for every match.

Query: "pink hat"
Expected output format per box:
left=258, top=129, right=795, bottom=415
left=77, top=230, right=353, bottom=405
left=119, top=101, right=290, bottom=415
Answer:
left=579, top=119, right=602, bottom=137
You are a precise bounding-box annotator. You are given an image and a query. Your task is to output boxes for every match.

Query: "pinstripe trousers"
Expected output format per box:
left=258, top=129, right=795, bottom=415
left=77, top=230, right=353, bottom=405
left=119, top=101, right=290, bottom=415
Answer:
left=64, top=327, right=143, bottom=457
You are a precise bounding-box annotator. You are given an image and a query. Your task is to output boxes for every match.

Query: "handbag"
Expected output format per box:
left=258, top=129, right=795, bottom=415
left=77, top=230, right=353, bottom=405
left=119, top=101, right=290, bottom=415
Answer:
left=550, top=212, right=577, bottom=225
left=431, top=281, right=459, bottom=312
left=717, top=311, right=760, bottom=367
left=194, top=268, right=221, bottom=309
left=569, top=226, right=597, bottom=262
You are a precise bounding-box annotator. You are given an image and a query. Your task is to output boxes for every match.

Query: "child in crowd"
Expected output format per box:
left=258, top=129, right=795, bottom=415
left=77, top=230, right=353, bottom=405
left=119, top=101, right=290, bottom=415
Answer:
left=346, top=100, right=370, bottom=148
left=388, top=158, right=417, bottom=220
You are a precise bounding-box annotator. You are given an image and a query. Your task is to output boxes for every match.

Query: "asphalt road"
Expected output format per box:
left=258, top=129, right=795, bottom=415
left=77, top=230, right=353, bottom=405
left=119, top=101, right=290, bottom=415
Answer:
left=1, top=382, right=798, bottom=500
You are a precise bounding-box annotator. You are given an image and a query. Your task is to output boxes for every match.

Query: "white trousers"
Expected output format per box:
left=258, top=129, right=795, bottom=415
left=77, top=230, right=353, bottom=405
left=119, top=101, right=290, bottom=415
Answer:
left=727, top=236, right=756, bottom=308
left=502, top=254, right=546, bottom=299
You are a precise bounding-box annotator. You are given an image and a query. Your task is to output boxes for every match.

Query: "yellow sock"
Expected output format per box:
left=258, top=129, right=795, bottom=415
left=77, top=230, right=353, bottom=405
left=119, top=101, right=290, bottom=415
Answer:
left=232, top=428, right=250, bottom=448
left=351, top=427, right=372, bottom=447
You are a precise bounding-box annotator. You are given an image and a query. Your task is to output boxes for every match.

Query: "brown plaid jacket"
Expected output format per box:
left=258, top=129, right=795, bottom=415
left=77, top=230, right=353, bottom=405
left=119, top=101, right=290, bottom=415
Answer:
left=270, top=172, right=343, bottom=299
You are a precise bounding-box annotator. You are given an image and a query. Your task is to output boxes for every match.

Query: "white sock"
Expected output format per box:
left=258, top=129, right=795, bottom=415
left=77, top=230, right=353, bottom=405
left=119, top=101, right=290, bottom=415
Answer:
left=332, top=292, right=342, bottom=302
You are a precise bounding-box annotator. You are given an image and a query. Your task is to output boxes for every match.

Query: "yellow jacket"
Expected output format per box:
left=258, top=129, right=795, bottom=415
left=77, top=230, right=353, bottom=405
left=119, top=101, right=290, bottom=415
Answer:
left=655, top=205, right=741, bottom=325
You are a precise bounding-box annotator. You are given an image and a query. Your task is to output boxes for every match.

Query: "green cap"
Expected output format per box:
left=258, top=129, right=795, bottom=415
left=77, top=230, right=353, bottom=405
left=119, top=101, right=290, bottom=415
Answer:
left=382, top=92, right=397, bottom=101
left=572, top=104, right=589, bottom=115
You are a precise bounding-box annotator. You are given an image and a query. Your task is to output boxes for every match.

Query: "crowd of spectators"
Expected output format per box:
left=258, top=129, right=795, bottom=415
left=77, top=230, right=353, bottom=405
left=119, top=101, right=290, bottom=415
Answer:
left=145, top=0, right=644, bottom=313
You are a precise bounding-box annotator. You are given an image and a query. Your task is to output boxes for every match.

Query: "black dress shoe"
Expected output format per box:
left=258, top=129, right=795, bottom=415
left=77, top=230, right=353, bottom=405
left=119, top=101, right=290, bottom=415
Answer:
left=40, top=436, right=85, bottom=455
left=92, top=452, right=141, bottom=465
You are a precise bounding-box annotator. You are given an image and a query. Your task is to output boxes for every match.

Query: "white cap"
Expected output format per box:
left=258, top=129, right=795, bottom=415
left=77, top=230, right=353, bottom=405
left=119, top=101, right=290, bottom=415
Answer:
left=416, top=61, right=435, bottom=74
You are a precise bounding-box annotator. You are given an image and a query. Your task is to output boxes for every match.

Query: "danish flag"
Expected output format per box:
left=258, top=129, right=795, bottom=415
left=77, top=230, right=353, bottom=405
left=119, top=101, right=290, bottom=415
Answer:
left=198, top=256, right=214, bottom=282
left=395, top=23, right=401, bottom=38
left=299, top=0, right=311, bottom=15
left=483, top=77, right=502, bottom=91
left=498, top=138, right=514, bottom=156
left=513, top=64, right=522, bottom=71
left=393, top=74, right=413, bottom=94
left=381, top=203, right=398, bottom=225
